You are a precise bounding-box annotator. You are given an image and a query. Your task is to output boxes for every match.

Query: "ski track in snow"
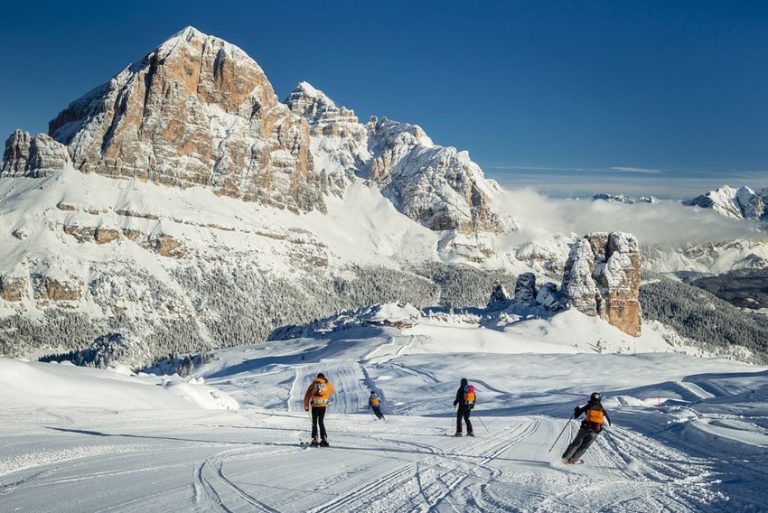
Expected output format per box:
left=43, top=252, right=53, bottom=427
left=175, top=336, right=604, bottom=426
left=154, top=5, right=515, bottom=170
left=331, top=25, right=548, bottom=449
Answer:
left=0, top=412, right=734, bottom=513
left=1, top=332, right=766, bottom=512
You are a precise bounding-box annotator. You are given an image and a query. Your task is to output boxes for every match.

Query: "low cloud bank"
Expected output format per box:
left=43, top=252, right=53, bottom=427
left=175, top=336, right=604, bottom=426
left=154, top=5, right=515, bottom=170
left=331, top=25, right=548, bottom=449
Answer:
left=498, top=188, right=765, bottom=247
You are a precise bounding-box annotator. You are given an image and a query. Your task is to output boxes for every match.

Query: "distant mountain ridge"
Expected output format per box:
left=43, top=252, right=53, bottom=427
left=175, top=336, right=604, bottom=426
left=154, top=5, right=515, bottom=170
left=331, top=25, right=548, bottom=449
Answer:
left=3, top=26, right=504, bottom=234
left=684, top=185, right=768, bottom=221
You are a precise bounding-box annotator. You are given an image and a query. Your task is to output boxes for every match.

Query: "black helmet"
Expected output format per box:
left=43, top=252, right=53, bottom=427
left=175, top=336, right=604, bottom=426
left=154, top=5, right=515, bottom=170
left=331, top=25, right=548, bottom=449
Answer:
left=460, top=378, right=468, bottom=385
left=317, top=373, right=325, bottom=379
left=590, top=392, right=601, bottom=402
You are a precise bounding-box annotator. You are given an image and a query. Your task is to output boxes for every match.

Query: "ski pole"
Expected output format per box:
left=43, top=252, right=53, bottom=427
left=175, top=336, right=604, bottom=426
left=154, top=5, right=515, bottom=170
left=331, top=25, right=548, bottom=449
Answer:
left=475, top=410, right=489, bottom=433
left=548, top=418, right=572, bottom=453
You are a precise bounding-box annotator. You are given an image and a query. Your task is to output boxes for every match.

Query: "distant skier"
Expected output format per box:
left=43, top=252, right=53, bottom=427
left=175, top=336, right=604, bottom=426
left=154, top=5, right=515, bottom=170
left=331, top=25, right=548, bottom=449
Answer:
left=368, top=391, right=385, bottom=420
left=303, top=373, right=335, bottom=447
left=562, top=392, right=612, bottom=463
left=453, top=378, right=476, bottom=437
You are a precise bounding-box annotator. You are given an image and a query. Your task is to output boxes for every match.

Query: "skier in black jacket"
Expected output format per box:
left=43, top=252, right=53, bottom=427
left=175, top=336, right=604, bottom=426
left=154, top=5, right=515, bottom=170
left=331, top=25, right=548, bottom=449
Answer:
left=453, top=378, right=476, bottom=437
left=562, top=392, right=612, bottom=463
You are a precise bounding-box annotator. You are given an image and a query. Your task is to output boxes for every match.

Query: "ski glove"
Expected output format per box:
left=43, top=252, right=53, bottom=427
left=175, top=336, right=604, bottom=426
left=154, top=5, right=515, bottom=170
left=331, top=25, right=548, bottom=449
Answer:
left=573, top=407, right=580, bottom=418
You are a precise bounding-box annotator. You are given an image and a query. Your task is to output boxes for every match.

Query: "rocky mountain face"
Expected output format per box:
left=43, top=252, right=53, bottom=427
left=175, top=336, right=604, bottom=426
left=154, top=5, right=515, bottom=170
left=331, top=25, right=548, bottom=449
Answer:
left=46, top=27, right=324, bottom=213
left=2, top=130, right=71, bottom=178
left=561, top=232, right=642, bottom=336
left=284, top=81, right=370, bottom=194
left=5, top=26, right=506, bottom=233
left=285, top=82, right=505, bottom=233
left=684, top=185, right=768, bottom=221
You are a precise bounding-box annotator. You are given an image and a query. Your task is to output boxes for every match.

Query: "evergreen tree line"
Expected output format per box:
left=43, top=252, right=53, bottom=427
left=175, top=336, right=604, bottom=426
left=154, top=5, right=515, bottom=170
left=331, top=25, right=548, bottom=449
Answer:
left=4, top=260, right=767, bottom=369
left=0, top=261, right=515, bottom=369
left=640, top=276, right=768, bottom=364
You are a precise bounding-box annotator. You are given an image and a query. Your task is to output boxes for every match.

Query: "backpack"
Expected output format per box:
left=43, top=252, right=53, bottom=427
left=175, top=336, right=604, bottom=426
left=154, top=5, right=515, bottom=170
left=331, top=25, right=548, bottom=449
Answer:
left=463, top=384, right=476, bottom=407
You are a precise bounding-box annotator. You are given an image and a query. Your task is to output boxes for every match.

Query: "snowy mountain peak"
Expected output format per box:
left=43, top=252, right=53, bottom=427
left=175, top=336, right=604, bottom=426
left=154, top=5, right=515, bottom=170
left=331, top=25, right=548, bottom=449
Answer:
left=150, top=26, right=261, bottom=74
left=285, top=82, right=360, bottom=137
left=45, top=26, right=324, bottom=213
left=364, top=116, right=503, bottom=233
left=285, top=83, right=505, bottom=233
left=684, top=184, right=767, bottom=221
left=287, top=81, right=337, bottom=107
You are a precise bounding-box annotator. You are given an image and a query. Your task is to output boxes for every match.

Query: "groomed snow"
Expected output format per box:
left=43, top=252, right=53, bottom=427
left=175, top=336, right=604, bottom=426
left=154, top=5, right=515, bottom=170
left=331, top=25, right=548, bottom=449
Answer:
left=1, top=307, right=766, bottom=512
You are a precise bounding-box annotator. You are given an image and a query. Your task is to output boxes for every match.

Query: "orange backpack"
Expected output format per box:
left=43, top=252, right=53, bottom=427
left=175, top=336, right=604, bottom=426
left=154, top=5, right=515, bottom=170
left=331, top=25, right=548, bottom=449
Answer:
left=311, top=379, right=332, bottom=406
left=464, top=385, right=476, bottom=406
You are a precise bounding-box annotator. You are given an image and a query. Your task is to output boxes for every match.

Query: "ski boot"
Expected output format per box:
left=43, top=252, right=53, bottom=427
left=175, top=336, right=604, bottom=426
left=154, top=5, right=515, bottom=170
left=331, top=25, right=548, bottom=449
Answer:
left=454, top=432, right=462, bottom=437
left=310, top=438, right=319, bottom=447
left=319, top=439, right=329, bottom=447
left=467, top=432, right=475, bottom=437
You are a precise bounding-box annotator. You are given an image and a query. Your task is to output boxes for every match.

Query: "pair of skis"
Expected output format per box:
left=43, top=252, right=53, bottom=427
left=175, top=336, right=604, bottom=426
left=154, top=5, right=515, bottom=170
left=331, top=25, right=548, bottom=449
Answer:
left=300, top=440, right=330, bottom=448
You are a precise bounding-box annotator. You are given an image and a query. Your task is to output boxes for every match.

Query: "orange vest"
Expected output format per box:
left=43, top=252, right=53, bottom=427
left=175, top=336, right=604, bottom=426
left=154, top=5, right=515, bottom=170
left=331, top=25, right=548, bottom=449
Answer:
left=370, top=397, right=380, bottom=407
left=585, top=406, right=605, bottom=428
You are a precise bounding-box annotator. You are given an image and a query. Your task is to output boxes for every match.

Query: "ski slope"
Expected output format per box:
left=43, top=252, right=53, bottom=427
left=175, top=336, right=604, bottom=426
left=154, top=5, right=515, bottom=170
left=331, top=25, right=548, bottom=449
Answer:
left=1, top=309, right=767, bottom=512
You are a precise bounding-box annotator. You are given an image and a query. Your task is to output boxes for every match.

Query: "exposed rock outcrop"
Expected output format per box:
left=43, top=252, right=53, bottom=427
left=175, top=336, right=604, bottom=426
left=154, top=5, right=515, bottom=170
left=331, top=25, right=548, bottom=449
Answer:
left=285, top=82, right=370, bottom=193
left=535, top=282, right=561, bottom=310
left=47, top=27, right=323, bottom=213
left=561, top=232, right=642, bottom=336
left=33, top=275, right=84, bottom=302
left=366, top=117, right=503, bottom=233
left=0, top=275, right=27, bottom=301
left=487, top=276, right=564, bottom=311
left=94, top=228, right=120, bottom=244
left=513, top=272, right=536, bottom=303
left=487, top=283, right=511, bottom=307
left=144, top=234, right=189, bottom=258
left=286, top=82, right=505, bottom=234
left=1, top=130, right=71, bottom=177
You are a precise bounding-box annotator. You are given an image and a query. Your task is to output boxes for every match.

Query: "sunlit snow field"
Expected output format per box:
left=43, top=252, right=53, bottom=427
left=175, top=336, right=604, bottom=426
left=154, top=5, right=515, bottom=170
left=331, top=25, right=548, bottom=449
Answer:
left=1, top=307, right=766, bottom=512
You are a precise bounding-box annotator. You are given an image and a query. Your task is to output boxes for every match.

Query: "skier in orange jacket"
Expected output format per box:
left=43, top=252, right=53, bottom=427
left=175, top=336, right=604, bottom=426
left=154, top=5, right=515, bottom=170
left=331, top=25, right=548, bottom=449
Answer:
left=303, top=373, right=335, bottom=447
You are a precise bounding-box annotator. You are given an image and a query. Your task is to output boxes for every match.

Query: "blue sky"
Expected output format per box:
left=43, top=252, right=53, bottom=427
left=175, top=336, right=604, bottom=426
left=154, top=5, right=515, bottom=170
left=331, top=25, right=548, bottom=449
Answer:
left=1, top=0, right=766, bottom=197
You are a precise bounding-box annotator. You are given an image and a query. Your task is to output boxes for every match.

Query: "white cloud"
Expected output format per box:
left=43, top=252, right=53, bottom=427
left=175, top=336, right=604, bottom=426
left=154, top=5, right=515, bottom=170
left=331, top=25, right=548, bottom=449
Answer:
left=496, top=187, right=766, bottom=247
left=608, top=166, right=662, bottom=175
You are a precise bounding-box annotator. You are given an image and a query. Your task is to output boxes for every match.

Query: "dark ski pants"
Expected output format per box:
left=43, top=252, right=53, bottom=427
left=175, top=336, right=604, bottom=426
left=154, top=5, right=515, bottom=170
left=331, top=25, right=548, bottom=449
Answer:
left=562, top=426, right=599, bottom=462
left=456, top=406, right=473, bottom=434
left=372, top=405, right=385, bottom=420
left=311, top=406, right=327, bottom=440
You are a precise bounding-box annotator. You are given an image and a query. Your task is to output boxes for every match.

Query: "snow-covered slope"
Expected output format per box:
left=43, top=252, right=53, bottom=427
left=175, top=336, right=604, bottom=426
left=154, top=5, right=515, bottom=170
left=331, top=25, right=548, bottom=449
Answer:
left=1, top=304, right=766, bottom=512
left=0, top=357, right=237, bottom=410
left=684, top=185, right=768, bottom=221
